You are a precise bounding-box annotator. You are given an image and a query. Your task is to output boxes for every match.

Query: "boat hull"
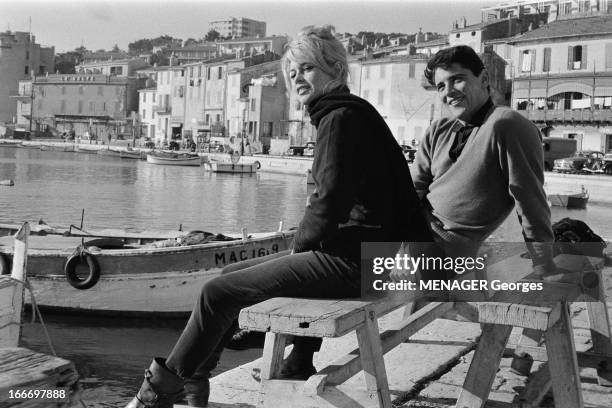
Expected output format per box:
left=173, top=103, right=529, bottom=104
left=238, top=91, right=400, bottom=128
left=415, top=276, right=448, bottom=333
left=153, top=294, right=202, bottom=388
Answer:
left=147, top=154, right=201, bottom=166
left=0, top=231, right=294, bottom=316
left=548, top=193, right=589, bottom=209
left=208, top=162, right=257, bottom=173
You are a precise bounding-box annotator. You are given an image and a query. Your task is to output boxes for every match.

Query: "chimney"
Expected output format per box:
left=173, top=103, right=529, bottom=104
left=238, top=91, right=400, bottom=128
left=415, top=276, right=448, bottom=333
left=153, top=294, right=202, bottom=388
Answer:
left=462, top=17, right=467, bottom=28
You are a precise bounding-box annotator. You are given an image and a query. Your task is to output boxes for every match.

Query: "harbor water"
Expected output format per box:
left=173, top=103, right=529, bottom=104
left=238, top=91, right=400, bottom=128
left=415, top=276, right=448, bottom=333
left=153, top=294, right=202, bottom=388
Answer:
left=2, top=146, right=612, bottom=407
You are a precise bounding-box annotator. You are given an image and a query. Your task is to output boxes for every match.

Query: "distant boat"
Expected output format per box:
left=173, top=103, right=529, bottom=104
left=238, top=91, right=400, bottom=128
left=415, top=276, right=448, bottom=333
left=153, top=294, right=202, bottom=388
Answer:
left=40, top=144, right=75, bottom=152
left=548, top=187, right=589, bottom=209
left=207, top=161, right=257, bottom=173
left=97, top=148, right=122, bottom=157
left=120, top=150, right=143, bottom=159
left=75, top=146, right=99, bottom=154
left=147, top=152, right=201, bottom=166
left=0, top=228, right=295, bottom=316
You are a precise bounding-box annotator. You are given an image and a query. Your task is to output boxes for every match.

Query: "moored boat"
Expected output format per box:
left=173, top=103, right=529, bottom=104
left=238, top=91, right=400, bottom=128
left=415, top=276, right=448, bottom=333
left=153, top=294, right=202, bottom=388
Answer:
left=97, top=148, right=122, bottom=157
left=120, top=150, right=143, bottom=159
left=548, top=187, right=589, bottom=209
left=75, top=146, right=100, bottom=154
left=147, top=152, right=201, bottom=166
left=0, top=228, right=295, bottom=317
left=207, top=161, right=257, bottom=173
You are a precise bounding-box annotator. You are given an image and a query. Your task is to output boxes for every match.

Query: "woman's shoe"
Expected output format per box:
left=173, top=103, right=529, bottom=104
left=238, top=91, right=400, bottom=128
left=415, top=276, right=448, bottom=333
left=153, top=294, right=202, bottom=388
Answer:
left=125, top=358, right=184, bottom=408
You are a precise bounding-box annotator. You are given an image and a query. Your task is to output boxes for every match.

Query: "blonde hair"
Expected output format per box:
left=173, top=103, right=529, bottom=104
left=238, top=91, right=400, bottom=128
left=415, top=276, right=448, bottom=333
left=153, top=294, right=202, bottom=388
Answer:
left=281, top=25, right=349, bottom=95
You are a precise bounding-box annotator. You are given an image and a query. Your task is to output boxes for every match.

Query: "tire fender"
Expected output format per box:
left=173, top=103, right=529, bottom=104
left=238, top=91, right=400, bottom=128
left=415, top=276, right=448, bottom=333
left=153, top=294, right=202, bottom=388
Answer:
left=64, top=252, right=100, bottom=290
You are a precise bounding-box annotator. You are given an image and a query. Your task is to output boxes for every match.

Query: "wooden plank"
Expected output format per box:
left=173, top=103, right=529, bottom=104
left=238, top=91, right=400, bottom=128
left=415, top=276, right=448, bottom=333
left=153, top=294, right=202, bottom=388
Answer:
left=516, top=362, right=552, bottom=407
left=0, top=223, right=29, bottom=348
left=477, top=302, right=561, bottom=331
left=239, top=296, right=410, bottom=337
left=314, top=302, right=453, bottom=387
left=544, top=301, right=584, bottom=408
left=0, top=347, right=78, bottom=404
left=260, top=333, right=289, bottom=380
left=456, top=324, right=513, bottom=408
left=355, top=308, right=392, bottom=408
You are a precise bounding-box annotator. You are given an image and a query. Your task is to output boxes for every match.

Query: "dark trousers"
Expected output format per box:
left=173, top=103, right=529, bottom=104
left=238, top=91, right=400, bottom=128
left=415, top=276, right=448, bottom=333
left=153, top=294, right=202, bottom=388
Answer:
left=165, top=249, right=360, bottom=378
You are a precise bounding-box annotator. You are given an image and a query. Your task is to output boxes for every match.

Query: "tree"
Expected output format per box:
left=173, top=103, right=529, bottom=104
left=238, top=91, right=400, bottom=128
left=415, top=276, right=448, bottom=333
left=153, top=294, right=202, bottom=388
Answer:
left=112, top=43, right=121, bottom=52
left=184, top=38, right=198, bottom=47
left=204, top=29, right=220, bottom=42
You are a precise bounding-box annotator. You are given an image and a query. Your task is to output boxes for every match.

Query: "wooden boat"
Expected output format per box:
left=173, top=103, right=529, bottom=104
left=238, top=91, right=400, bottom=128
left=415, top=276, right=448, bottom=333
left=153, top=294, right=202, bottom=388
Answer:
left=0, top=180, right=14, bottom=187
left=147, top=152, right=201, bottom=166
left=207, top=161, right=257, bottom=173
left=97, top=148, right=122, bottom=157
left=548, top=187, right=589, bottom=209
left=40, top=144, right=75, bottom=152
left=0, top=228, right=295, bottom=317
left=75, top=146, right=100, bottom=154
left=120, top=150, right=143, bottom=159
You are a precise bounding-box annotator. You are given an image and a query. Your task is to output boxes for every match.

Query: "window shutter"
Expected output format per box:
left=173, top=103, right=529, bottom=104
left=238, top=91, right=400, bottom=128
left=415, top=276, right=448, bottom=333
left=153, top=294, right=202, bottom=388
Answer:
left=543, top=47, right=551, bottom=72
left=568, top=46, right=573, bottom=70
left=582, top=45, right=587, bottom=69
left=518, top=50, right=524, bottom=72
left=531, top=49, right=536, bottom=72
left=606, top=43, right=612, bottom=69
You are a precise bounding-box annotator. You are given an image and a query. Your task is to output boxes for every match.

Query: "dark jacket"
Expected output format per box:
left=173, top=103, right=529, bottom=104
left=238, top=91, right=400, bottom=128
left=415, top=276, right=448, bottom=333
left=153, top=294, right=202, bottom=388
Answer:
left=292, top=88, right=432, bottom=261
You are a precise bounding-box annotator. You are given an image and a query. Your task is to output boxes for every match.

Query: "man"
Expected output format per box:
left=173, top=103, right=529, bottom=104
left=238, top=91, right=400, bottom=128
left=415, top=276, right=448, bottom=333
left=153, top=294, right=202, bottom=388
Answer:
left=411, top=45, right=554, bottom=278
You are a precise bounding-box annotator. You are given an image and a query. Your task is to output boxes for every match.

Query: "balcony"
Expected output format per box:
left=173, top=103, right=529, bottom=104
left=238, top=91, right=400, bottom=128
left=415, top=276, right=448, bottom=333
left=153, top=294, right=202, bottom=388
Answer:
left=519, top=109, right=612, bottom=124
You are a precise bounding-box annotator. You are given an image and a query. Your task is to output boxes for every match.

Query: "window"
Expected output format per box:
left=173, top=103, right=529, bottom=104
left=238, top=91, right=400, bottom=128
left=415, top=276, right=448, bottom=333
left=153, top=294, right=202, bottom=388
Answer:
left=409, top=63, right=415, bottom=78
left=377, top=89, right=384, bottom=106
left=25, top=51, right=29, bottom=60
left=89, top=101, right=95, bottom=111
left=568, top=45, right=587, bottom=70
left=365, top=66, right=370, bottom=80
left=98, top=86, right=103, bottom=96
left=37, top=99, right=42, bottom=110
left=60, top=100, right=66, bottom=113
left=61, top=86, right=66, bottom=95
left=153, top=93, right=156, bottom=102
left=251, top=98, right=256, bottom=111
left=455, top=33, right=460, bottom=38
left=380, top=65, right=386, bottom=79
left=520, top=49, right=536, bottom=72
left=78, top=100, right=83, bottom=113
left=198, top=66, right=202, bottom=77
left=543, top=47, right=551, bottom=72
left=102, top=102, right=106, bottom=111
left=189, top=67, right=194, bottom=77
left=207, top=67, right=211, bottom=80
left=142, top=109, right=146, bottom=120
left=205, top=114, right=210, bottom=124
left=78, top=86, right=84, bottom=95
left=25, top=66, right=29, bottom=75
left=215, top=114, right=220, bottom=123
left=218, top=67, right=223, bottom=79
left=471, top=31, right=476, bottom=36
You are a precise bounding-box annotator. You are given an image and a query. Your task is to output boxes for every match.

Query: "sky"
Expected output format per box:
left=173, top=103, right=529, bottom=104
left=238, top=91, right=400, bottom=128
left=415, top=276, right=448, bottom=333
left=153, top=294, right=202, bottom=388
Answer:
left=1, top=0, right=499, bottom=52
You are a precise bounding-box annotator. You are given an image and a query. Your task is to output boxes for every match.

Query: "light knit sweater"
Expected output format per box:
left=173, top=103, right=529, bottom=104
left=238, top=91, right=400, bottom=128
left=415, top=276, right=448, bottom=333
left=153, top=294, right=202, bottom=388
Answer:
left=413, top=105, right=554, bottom=268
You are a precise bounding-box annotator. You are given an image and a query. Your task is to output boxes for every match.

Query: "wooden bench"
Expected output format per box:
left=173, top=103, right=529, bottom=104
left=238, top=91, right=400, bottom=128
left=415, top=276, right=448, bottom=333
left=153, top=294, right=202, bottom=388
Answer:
left=0, top=223, right=81, bottom=407
left=239, top=253, right=612, bottom=408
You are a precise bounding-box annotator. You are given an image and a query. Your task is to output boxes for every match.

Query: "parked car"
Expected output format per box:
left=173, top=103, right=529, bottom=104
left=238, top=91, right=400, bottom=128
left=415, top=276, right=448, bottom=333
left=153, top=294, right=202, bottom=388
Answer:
left=552, top=150, right=605, bottom=173
left=288, top=142, right=315, bottom=156
left=542, top=137, right=577, bottom=171
left=583, top=153, right=612, bottom=175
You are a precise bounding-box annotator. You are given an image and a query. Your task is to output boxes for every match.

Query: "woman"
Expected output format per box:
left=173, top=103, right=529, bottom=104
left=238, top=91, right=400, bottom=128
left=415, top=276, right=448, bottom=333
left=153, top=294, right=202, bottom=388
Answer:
left=125, top=25, right=431, bottom=408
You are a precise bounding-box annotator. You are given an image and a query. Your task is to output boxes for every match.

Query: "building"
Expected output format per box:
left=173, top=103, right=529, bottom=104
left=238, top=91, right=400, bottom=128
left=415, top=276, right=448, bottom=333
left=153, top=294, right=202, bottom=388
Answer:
left=225, top=61, right=286, bottom=153
left=209, top=17, right=266, bottom=39
left=137, top=87, right=157, bottom=140
left=482, top=0, right=612, bottom=24
left=81, top=50, right=129, bottom=63
left=449, top=15, right=544, bottom=53
left=16, top=73, right=146, bottom=139
left=507, top=14, right=612, bottom=154
left=167, top=44, right=217, bottom=65
left=0, top=31, right=54, bottom=125
left=216, top=36, right=287, bottom=58
left=75, top=58, right=150, bottom=77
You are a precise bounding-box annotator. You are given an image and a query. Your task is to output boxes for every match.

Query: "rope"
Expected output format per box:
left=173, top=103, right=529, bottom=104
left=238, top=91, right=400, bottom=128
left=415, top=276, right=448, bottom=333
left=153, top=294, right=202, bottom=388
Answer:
left=0, top=275, right=57, bottom=356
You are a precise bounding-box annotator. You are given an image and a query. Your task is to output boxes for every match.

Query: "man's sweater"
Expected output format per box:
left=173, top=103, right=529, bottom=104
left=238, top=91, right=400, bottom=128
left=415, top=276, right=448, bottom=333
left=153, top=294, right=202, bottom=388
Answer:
left=412, top=105, right=554, bottom=269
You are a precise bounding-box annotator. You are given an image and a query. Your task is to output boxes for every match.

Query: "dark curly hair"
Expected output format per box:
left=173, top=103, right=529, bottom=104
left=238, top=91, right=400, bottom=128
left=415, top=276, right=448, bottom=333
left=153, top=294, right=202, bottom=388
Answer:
left=424, top=46, right=485, bottom=87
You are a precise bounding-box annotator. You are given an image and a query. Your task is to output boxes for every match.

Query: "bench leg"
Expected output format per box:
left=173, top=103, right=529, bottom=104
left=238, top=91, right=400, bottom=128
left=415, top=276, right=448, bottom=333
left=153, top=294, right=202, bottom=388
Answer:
left=544, top=301, right=584, bottom=408
left=455, top=323, right=512, bottom=408
left=260, top=333, right=289, bottom=380
left=585, top=271, right=612, bottom=386
left=356, top=309, right=392, bottom=408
